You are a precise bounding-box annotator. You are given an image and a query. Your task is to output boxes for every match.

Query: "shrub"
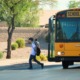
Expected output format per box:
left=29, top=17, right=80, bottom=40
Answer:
left=36, top=56, right=41, bottom=61
left=36, top=54, right=47, bottom=61
left=11, top=42, right=18, bottom=50
left=40, top=54, right=47, bottom=61
left=0, top=52, right=4, bottom=59
left=16, top=38, right=25, bottom=48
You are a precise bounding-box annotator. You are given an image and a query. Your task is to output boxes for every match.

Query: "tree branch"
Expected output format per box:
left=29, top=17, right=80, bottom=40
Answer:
left=12, top=0, right=23, bottom=6
left=5, top=0, right=9, bottom=8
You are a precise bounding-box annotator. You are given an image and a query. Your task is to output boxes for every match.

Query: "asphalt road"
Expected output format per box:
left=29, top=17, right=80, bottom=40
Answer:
left=0, top=62, right=80, bottom=80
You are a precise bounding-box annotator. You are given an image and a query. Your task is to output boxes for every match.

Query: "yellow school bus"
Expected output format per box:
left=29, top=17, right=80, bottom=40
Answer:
left=48, top=8, right=80, bottom=69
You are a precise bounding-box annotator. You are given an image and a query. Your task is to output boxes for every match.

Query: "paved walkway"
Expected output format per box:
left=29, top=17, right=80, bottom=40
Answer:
left=0, top=59, right=61, bottom=66
left=0, top=59, right=62, bottom=72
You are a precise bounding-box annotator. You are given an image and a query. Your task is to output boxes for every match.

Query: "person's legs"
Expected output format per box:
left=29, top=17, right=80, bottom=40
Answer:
left=33, top=56, right=44, bottom=69
left=29, top=55, right=34, bottom=69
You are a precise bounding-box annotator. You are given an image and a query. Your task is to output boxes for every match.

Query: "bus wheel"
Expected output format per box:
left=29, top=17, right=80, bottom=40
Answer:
left=62, top=61, right=68, bottom=69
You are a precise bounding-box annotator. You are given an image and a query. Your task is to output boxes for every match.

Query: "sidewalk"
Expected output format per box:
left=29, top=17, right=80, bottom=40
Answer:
left=0, top=59, right=61, bottom=67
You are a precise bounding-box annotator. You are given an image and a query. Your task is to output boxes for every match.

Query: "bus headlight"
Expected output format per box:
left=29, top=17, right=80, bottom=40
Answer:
left=57, top=52, right=61, bottom=55
left=57, top=52, right=65, bottom=55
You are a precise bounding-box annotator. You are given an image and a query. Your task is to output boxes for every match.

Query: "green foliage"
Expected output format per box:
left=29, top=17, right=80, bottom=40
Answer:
left=16, top=0, right=39, bottom=27
left=16, top=38, right=25, bottom=48
left=68, top=0, right=80, bottom=9
left=0, top=0, right=30, bottom=24
left=11, top=42, right=18, bottom=50
left=0, top=0, right=57, bottom=27
left=0, top=0, right=39, bottom=27
left=0, top=52, right=4, bottom=59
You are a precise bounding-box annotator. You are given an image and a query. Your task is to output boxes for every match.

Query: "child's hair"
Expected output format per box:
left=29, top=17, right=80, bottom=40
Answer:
left=29, top=37, right=33, bottom=41
left=35, top=39, right=37, bottom=41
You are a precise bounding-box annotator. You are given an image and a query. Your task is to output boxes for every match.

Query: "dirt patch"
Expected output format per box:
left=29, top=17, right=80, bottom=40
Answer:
left=0, top=42, right=48, bottom=59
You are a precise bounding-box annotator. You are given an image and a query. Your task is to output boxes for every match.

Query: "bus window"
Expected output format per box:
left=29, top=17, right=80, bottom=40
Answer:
left=56, top=19, right=80, bottom=42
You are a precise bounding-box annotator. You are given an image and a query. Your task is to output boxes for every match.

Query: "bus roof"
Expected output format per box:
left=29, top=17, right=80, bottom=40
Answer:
left=55, top=8, right=80, bottom=18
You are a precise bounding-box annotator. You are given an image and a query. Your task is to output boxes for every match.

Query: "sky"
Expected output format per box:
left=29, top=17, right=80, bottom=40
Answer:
left=56, top=0, right=70, bottom=10
left=40, top=0, right=70, bottom=10
left=42, top=0, right=79, bottom=10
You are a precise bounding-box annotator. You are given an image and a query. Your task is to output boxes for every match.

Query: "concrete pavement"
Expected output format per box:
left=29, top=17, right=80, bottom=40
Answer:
left=0, top=59, right=61, bottom=67
left=0, top=60, right=80, bottom=80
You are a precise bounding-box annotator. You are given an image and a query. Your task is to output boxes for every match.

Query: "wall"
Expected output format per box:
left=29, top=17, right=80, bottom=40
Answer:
left=0, top=27, right=48, bottom=42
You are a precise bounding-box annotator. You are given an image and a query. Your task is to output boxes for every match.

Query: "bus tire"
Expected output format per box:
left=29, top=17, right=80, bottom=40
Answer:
left=62, top=61, right=68, bottom=69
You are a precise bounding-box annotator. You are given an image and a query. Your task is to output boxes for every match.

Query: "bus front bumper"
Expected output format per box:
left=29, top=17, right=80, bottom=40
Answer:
left=48, top=56, right=80, bottom=62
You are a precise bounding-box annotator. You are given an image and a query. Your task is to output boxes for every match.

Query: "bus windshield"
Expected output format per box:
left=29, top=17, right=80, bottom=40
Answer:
left=56, top=19, right=80, bottom=42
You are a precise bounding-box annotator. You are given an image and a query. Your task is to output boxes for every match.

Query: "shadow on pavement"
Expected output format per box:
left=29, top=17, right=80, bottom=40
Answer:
left=0, top=63, right=61, bottom=71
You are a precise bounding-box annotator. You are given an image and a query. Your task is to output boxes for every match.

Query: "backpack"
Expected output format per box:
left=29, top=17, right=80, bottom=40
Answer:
left=36, top=47, right=41, bottom=56
left=34, top=41, right=41, bottom=56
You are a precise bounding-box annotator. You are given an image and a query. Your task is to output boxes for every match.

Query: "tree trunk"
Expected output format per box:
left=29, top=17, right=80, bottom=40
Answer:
left=6, top=33, right=12, bottom=59
left=6, top=15, right=15, bottom=59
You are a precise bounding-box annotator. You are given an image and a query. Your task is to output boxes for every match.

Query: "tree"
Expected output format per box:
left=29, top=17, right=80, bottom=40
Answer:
left=0, top=0, right=31, bottom=58
left=17, top=0, right=39, bottom=27
left=68, top=0, right=80, bottom=9
left=0, top=0, right=57, bottom=59
left=15, top=0, right=57, bottom=27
